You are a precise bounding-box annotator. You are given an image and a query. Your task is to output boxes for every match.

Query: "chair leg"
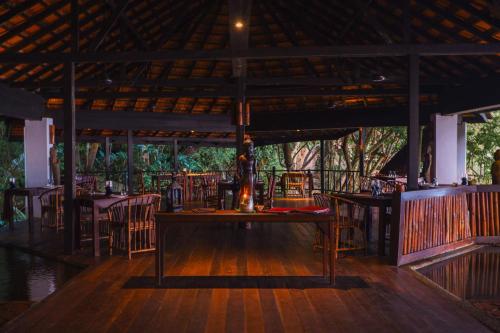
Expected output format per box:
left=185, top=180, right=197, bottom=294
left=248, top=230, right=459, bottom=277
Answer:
left=128, top=230, right=132, bottom=260
left=109, top=229, right=113, bottom=256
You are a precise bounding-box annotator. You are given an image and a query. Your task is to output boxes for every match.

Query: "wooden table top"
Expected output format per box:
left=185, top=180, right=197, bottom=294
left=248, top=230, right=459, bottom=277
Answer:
left=76, top=194, right=128, bottom=209
left=156, top=209, right=333, bottom=223
left=330, top=192, right=393, bottom=207
left=4, top=186, right=58, bottom=196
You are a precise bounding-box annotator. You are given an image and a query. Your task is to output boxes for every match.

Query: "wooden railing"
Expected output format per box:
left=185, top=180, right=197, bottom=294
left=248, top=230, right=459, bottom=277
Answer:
left=467, top=185, right=500, bottom=239
left=391, top=185, right=500, bottom=266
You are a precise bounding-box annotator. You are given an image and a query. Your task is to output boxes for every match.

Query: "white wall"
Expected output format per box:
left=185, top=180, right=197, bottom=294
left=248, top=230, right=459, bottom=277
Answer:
left=432, top=114, right=459, bottom=185
left=24, top=118, right=53, bottom=217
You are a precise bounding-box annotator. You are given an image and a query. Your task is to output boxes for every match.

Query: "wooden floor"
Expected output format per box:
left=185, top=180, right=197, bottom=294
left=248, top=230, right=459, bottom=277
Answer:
left=0, top=198, right=491, bottom=333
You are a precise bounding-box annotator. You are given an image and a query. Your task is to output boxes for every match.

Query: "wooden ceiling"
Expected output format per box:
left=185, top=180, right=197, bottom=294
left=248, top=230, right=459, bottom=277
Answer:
left=0, top=0, right=499, bottom=144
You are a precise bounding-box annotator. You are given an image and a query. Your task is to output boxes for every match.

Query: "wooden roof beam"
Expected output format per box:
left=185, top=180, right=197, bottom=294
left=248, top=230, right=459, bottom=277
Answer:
left=46, top=109, right=235, bottom=132
left=40, top=86, right=438, bottom=99
left=2, top=43, right=499, bottom=63
left=64, top=135, right=236, bottom=147
left=90, top=0, right=130, bottom=51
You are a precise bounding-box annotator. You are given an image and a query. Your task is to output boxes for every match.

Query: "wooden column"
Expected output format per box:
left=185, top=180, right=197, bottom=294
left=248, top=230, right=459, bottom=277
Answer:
left=173, top=139, right=179, bottom=173
left=63, top=62, right=76, bottom=254
left=63, top=0, right=78, bottom=254
left=358, top=128, right=366, bottom=177
left=104, top=137, right=111, bottom=179
left=407, top=54, right=420, bottom=190
left=236, top=77, right=246, bottom=156
left=320, top=139, right=325, bottom=193
left=127, top=130, right=134, bottom=195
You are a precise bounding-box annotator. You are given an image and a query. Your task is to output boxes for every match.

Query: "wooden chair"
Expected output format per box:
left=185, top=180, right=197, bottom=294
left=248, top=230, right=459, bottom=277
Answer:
left=76, top=175, right=97, bottom=192
left=201, top=176, right=221, bottom=208
left=76, top=187, right=110, bottom=242
left=281, top=172, right=306, bottom=197
left=313, top=193, right=332, bottom=251
left=106, top=194, right=161, bottom=259
left=39, top=186, right=64, bottom=232
left=313, top=194, right=368, bottom=255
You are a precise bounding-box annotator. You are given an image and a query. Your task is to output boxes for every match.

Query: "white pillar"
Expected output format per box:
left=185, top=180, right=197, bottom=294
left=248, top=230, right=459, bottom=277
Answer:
left=432, top=114, right=459, bottom=185
left=24, top=118, right=53, bottom=217
left=24, top=118, right=53, bottom=187
left=457, top=117, right=467, bottom=180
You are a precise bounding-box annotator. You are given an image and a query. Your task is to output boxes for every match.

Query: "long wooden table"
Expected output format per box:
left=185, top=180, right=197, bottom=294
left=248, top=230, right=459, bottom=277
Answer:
left=331, top=192, right=393, bottom=256
left=155, top=210, right=337, bottom=287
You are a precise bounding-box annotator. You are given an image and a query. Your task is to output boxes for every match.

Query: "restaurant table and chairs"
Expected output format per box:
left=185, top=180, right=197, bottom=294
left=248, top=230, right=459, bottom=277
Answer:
left=281, top=172, right=308, bottom=197
left=75, top=192, right=130, bottom=257
left=3, top=185, right=62, bottom=232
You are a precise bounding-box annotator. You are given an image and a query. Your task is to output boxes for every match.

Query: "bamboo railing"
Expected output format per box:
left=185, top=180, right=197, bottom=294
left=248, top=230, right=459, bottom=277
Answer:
left=391, top=185, right=500, bottom=266
left=468, top=186, right=500, bottom=238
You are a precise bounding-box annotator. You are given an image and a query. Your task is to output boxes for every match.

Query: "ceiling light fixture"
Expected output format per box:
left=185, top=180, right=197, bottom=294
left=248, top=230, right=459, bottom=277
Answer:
left=372, top=74, right=387, bottom=82
left=234, top=20, right=244, bottom=29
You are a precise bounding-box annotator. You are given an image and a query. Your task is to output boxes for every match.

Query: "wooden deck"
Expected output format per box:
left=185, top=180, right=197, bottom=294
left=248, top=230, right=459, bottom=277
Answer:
left=0, top=214, right=491, bottom=333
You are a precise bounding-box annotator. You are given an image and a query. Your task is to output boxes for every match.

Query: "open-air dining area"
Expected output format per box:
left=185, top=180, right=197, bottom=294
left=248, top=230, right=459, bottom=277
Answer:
left=0, top=1, right=499, bottom=332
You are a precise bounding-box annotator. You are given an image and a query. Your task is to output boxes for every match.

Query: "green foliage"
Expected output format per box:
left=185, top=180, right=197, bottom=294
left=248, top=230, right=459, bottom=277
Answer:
left=467, top=112, right=500, bottom=184
left=0, top=121, right=25, bottom=225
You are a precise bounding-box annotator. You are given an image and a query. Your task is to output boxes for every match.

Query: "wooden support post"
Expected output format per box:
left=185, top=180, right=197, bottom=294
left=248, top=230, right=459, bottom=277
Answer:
left=127, top=130, right=134, bottom=195
left=104, top=137, right=111, bottom=180
left=235, top=77, right=246, bottom=157
left=173, top=139, right=179, bottom=173
left=320, top=139, right=325, bottom=193
left=63, top=63, right=76, bottom=254
left=63, top=0, right=78, bottom=254
left=407, top=54, right=420, bottom=190
left=359, top=128, right=366, bottom=177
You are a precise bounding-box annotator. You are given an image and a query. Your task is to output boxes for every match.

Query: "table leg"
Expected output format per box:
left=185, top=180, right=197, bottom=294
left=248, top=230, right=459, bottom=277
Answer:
left=322, top=226, right=328, bottom=278
left=27, top=193, right=34, bottom=233
left=75, top=202, right=81, bottom=250
left=378, top=206, right=388, bottom=256
left=155, top=223, right=164, bottom=287
left=329, top=220, right=336, bottom=286
left=93, top=203, right=100, bottom=257
left=7, top=193, right=14, bottom=231
left=217, top=187, right=224, bottom=210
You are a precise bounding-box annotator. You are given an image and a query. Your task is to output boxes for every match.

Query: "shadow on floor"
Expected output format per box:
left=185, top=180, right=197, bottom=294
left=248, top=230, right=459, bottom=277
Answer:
left=123, top=275, right=369, bottom=290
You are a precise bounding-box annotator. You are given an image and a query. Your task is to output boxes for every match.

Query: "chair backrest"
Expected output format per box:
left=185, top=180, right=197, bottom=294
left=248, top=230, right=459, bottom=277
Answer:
left=267, top=175, right=277, bottom=201
left=39, top=186, right=64, bottom=210
left=359, top=176, right=372, bottom=192
left=329, top=195, right=367, bottom=227
left=107, top=194, right=161, bottom=227
left=76, top=175, right=97, bottom=192
left=284, top=172, right=305, bottom=184
left=313, top=193, right=332, bottom=209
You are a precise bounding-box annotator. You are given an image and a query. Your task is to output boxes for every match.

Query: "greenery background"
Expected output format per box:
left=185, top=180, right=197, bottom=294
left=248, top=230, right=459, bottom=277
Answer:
left=0, top=113, right=498, bottom=224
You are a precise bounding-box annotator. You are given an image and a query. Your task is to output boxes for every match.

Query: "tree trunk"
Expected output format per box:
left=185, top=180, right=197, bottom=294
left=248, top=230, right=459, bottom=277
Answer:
left=85, top=143, right=100, bottom=172
left=283, top=143, right=293, bottom=171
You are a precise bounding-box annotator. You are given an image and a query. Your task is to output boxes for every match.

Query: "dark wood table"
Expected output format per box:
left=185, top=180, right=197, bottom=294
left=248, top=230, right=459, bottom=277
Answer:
left=155, top=210, right=337, bottom=287
left=331, top=192, right=393, bottom=256
left=75, top=194, right=127, bottom=257
left=3, top=186, right=54, bottom=232
left=217, top=181, right=265, bottom=209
